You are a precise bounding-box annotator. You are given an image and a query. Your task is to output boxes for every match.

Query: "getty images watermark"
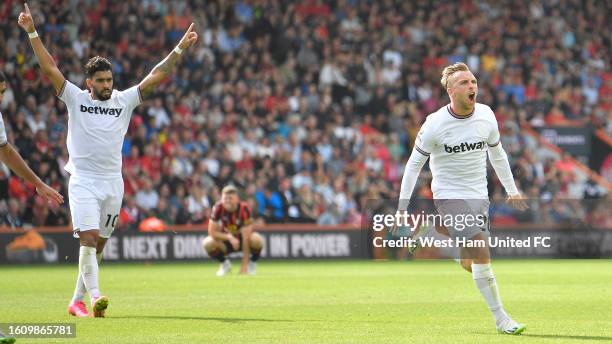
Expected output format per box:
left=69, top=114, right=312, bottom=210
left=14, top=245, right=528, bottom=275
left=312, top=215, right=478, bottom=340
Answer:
left=368, top=201, right=552, bottom=250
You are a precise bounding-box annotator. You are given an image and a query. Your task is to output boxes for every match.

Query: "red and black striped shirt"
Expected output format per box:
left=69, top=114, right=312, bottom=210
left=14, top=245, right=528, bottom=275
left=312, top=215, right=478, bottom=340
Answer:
left=210, top=201, right=253, bottom=236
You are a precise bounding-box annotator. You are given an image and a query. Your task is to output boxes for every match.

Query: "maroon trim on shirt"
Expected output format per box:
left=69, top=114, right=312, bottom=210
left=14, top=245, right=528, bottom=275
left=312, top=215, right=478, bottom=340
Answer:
left=137, top=86, right=144, bottom=104
left=414, top=145, right=430, bottom=156
left=447, top=105, right=474, bottom=119
left=57, top=80, right=67, bottom=98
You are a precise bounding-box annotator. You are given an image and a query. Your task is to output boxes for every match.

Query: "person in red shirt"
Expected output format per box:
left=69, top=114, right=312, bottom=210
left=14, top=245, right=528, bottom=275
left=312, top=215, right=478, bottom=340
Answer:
left=203, top=185, right=264, bottom=276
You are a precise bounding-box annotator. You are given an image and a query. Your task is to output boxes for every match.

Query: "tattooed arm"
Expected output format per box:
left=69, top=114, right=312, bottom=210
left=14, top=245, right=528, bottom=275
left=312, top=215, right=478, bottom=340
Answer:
left=138, top=23, right=198, bottom=99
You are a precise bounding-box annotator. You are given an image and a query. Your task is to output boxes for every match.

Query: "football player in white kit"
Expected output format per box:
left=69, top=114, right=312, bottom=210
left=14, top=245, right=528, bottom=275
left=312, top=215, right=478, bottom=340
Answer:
left=397, top=62, right=528, bottom=334
left=19, top=3, right=198, bottom=317
left=0, top=71, right=63, bottom=206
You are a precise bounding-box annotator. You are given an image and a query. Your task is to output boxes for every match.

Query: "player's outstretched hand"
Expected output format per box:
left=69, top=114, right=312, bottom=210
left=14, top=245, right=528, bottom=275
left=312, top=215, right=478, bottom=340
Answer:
left=36, top=182, right=64, bottom=206
left=507, top=194, right=528, bottom=211
left=177, top=23, right=198, bottom=50
left=17, top=3, right=36, bottom=33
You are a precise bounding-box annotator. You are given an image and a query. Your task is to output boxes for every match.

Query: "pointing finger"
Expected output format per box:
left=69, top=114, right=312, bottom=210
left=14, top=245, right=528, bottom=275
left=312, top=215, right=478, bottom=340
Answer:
left=25, top=3, right=31, bottom=14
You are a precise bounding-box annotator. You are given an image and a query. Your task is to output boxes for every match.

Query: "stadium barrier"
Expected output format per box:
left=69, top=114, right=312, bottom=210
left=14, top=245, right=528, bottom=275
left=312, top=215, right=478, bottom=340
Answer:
left=2, top=219, right=612, bottom=264
left=0, top=224, right=369, bottom=264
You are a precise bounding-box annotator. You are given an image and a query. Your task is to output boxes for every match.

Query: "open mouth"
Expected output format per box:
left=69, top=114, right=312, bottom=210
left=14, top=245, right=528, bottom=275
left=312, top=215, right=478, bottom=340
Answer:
left=468, top=93, right=475, bottom=102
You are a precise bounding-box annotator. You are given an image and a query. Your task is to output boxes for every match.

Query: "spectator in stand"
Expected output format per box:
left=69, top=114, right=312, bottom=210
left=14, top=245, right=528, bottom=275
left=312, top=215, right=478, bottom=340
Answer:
left=134, top=177, right=159, bottom=214
left=0, top=1, right=608, bottom=228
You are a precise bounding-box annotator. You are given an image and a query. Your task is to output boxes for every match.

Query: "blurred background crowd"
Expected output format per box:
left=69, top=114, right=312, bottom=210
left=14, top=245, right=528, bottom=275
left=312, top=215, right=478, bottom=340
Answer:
left=0, top=0, right=609, bottom=230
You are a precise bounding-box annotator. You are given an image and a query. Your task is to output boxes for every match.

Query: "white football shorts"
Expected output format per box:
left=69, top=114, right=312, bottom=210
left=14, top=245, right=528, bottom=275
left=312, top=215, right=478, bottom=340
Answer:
left=68, top=175, right=124, bottom=239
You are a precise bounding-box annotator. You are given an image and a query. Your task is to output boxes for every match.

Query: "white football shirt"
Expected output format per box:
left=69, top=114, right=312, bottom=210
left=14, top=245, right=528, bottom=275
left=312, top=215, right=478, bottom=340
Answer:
left=414, top=103, right=500, bottom=199
left=0, top=111, right=7, bottom=146
left=58, top=80, right=142, bottom=178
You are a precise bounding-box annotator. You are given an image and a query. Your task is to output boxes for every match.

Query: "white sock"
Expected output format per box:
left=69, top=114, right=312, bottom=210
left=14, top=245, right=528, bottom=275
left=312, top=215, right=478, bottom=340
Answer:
left=472, top=263, right=508, bottom=326
left=72, top=251, right=103, bottom=302
left=78, top=246, right=100, bottom=301
left=71, top=273, right=87, bottom=303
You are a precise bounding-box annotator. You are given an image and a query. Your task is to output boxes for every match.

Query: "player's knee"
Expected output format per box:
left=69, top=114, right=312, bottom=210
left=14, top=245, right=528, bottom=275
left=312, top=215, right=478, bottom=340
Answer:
left=460, top=233, right=490, bottom=262
left=202, top=237, right=215, bottom=252
left=469, top=249, right=490, bottom=264
left=472, top=257, right=490, bottom=265
left=203, top=237, right=225, bottom=254
left=79, top=230, right=99, bottom=247
left=250, top=232, right=264, bottom=251
left=460, top=259, right=472, bottom=272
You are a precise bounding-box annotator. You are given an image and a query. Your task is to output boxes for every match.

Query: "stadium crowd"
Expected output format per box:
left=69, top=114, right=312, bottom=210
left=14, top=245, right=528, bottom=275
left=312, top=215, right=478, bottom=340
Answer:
left=0, top=0, right=609, bottom=229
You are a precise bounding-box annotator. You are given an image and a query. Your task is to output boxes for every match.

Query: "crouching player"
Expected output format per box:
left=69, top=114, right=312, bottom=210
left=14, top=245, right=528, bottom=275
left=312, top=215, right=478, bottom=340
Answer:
left=203, top=185, right=263, bottom=276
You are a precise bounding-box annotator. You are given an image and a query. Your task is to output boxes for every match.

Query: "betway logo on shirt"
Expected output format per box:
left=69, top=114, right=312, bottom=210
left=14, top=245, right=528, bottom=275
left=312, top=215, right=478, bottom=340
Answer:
left=80, top=105, right=123, bottom=118
left=444, top=141, right=486, bottom=153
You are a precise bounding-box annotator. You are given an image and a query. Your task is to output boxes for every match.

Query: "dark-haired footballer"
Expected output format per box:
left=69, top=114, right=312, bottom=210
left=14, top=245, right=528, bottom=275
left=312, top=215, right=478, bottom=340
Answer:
left=19, top=2, right=198, bottom=318
left=203, top=185, right=264, bottom=276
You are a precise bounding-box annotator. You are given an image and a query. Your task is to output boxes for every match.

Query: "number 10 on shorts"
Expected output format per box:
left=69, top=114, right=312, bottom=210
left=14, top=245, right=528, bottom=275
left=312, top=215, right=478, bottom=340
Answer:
left=105, top=214, right=118, bottom=228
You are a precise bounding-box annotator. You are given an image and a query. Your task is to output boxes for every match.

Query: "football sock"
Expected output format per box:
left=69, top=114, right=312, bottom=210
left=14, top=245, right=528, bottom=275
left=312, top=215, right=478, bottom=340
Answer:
left=71, top=273, right=87, bottom=303
left=251, top=251, right=261, bottom=262
left=223, top=240, right=234, bottom=253
left=72, top=251, right=103, bottom=302
left=472, top=263, right=508, bottom=326
left=209, top=248, right=226, bottom=263
left=79, top=246, right=100, bottom=301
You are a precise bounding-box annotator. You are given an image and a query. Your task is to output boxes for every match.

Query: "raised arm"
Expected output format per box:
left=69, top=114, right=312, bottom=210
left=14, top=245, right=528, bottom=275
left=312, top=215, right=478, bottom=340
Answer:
left=138, top=23, right=198, bottom=99
left=18, top=3, right=65, bottom=94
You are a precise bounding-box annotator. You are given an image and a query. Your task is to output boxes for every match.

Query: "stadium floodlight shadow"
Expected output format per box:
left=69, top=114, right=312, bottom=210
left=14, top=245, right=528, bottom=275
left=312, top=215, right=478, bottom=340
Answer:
left=112, top=315, right=297, bottom=323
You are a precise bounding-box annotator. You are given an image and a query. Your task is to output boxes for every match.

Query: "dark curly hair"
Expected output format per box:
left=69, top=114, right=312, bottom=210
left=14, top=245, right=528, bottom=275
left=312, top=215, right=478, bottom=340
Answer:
left=84, top=56, right=112, bottom=78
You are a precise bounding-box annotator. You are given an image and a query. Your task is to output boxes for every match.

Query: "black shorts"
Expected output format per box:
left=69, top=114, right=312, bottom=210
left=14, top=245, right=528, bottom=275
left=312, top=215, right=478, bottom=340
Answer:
left=223, top=234, right=244, bottom=253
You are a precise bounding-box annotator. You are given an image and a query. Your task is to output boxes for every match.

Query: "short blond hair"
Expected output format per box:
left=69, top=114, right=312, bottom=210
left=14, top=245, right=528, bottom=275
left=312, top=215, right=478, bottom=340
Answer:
left=221, top=185, right=238, bottom=195
left=441, top=62, right=470, bottom=89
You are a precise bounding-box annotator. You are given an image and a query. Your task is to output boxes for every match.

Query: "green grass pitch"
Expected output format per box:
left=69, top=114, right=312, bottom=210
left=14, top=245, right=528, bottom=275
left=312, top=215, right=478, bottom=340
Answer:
left=1, top=260, right=611, bottom=343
